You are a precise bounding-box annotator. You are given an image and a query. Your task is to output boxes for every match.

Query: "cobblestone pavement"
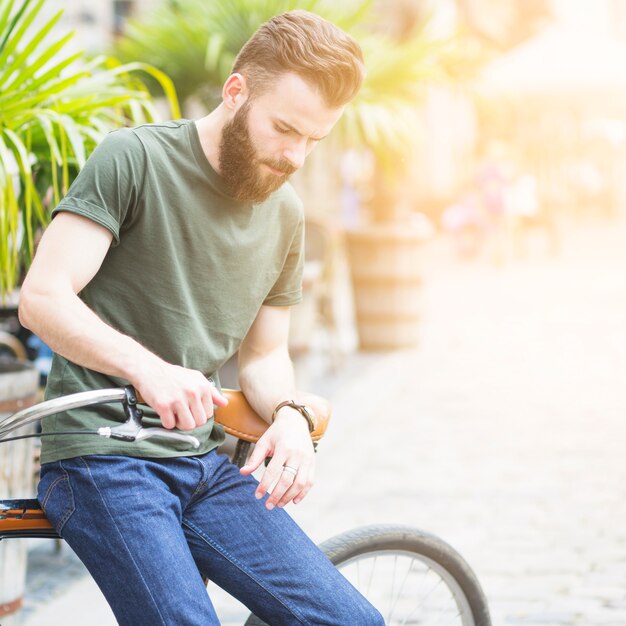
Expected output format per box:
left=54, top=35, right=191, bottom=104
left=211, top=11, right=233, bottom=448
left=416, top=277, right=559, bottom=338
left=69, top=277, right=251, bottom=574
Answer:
left=20, top=217, right=626, bottom=625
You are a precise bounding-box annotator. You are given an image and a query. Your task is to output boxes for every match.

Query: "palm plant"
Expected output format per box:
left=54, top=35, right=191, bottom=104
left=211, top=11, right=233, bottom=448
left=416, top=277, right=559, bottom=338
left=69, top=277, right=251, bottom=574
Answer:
left=0, top=0, right=180, bottom=300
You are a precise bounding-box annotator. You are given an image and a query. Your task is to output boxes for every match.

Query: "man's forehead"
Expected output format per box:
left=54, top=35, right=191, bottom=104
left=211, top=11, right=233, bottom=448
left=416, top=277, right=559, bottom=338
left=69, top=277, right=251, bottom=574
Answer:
left=254, top=73, right=343, bottom=136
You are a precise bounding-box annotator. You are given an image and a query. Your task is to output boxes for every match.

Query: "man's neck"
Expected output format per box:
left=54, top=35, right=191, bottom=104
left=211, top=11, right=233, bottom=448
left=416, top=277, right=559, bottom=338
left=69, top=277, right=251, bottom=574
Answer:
left=194, top=106, right=227, bottom=174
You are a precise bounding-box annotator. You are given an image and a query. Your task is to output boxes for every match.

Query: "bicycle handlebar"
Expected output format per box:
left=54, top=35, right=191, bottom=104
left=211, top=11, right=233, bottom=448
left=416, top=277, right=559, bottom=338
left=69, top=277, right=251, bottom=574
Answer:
left=0, top=386, right=201, bottom=449
left=0, top=388, right=125, bottom=434
left=0, top=386, right=332, bottom=450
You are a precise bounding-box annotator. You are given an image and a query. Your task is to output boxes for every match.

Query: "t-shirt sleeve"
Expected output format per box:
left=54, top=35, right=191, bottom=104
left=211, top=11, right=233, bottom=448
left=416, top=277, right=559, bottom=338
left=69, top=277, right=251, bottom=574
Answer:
left=51, top=128, right=145, bottom=245
left=263, top=213, right=304, bottom=307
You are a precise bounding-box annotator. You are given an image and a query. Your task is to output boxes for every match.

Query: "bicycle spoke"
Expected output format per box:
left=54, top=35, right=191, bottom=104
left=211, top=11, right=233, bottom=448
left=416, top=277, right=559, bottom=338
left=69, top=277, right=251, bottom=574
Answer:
left=387, top=555, right=417, bottom=624
left=344, top=554, right=467, bottom=626
left=331, top=537, right=484, bottom=626
left=424, top=588, right=463, bottom=626
left=430, top=604, right=462, bottom=626
left=386, top=553, right=398, bottom=624
left=401, top=576, right=446, bottom=626
left=408, top=561, right=432, bottom=621
left=365, top=554, right=377, bottom=598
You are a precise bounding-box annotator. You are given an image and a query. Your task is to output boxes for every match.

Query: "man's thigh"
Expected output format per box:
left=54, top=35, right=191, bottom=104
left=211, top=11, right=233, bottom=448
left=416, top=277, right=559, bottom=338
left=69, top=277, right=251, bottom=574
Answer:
left=183, top=452, right=383, bottom=625
left=38, top=455, right=219, bottom=626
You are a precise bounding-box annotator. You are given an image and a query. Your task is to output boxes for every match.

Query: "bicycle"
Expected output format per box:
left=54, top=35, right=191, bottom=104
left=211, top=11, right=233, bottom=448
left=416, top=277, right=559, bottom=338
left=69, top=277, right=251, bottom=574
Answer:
left=0, top=385, right=491, bottom=625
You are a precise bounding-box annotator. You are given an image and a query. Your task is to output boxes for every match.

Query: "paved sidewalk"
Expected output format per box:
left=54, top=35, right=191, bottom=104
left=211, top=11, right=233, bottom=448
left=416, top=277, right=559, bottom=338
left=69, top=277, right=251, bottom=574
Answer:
left=20, top=216, right=626, bottom=625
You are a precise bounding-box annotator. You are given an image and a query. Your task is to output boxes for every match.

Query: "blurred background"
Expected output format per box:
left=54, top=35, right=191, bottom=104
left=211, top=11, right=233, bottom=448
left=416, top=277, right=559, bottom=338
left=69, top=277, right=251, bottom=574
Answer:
left=1, top=0, right=625, bottom=624
left=3, top=0, right=626, bottom=358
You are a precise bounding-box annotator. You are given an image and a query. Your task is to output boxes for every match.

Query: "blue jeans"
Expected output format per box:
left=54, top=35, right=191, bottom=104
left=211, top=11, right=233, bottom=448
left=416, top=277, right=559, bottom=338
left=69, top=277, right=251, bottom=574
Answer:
left=38, top=450, right=383, bottom=625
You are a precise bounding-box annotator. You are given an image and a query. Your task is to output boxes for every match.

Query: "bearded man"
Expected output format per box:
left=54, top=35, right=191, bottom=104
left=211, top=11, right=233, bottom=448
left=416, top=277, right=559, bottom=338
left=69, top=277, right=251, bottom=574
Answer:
left=19, top=10, right=384, bottom=626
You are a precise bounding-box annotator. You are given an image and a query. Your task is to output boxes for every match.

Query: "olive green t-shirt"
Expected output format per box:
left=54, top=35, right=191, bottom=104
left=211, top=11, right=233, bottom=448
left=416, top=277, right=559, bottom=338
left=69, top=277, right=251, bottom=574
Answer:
left=41, top=120, right=304, bottom=464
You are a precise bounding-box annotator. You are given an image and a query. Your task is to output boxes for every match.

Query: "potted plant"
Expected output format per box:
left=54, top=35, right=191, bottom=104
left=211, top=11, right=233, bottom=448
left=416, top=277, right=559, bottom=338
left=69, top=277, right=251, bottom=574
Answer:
left=337, top=31, right=448, bottom=349
left=0, top=0, right=178, bottom=621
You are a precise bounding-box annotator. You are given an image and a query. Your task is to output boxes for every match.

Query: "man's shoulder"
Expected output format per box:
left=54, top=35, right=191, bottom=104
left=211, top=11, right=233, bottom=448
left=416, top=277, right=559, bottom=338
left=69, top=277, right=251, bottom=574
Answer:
left=95, top=120, right=192, bottom=169
left=98, top=125, right=144, bottom=158
left=105, top=119, right=189, bottom=149
left=129, top=119, right=190, bottom=137
left=133, top=120, right=200, bottom=161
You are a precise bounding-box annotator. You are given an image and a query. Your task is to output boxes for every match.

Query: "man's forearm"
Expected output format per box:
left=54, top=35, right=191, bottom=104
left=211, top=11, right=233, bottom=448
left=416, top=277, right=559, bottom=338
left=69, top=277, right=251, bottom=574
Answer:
left=238, top=347, right=298, bottom=423
left=19, top=288, right=161, bottom=383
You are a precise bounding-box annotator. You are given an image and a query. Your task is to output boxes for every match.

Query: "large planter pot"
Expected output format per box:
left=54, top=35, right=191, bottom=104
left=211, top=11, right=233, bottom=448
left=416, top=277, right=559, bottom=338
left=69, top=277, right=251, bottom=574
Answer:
left=0, top=361, right=39, bottom=625
left=345, top=223, right=427, bottom=350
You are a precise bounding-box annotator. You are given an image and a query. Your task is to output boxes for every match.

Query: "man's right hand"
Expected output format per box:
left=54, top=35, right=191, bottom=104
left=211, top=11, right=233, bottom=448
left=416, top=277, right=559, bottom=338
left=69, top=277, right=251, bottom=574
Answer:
left=134, top=360, right=228, bottom=431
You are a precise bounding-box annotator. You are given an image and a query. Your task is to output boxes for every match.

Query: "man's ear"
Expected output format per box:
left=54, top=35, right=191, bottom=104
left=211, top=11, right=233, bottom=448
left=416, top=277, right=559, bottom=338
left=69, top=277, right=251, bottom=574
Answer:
left=222, top=73, right=248, bottom=112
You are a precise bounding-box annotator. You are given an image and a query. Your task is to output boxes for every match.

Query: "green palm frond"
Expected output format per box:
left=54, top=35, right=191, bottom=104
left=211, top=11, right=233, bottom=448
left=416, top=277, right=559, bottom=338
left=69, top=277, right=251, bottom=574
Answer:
left=115, top=0, right=372, bottom=111
left=336, top=32, right=448, bottom=159
left=0, top=0, right=181, bottom=299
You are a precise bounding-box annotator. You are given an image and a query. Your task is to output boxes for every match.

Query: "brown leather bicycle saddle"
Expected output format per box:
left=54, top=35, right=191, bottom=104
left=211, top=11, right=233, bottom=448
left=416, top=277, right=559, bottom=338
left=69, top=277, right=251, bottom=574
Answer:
left=214, top=389, right=331, bottom=443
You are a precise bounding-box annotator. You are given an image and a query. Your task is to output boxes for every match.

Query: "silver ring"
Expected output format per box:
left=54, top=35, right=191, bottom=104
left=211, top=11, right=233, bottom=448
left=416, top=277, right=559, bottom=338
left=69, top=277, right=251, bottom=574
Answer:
left=282, top=465, right=298, bottom=476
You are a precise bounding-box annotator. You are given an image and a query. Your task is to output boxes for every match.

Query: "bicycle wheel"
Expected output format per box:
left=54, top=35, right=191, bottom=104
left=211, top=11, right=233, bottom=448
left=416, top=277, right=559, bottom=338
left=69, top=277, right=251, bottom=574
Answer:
left=244, top=523, right=491, bottom=626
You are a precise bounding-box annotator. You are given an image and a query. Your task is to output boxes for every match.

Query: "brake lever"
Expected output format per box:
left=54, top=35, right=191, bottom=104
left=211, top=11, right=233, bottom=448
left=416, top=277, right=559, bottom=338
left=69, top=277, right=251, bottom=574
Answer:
left=96, top=386, right=200, bottom=450
left=132, top=427, right=200, bottom=448
left=97, top=425, right=200, bottom=449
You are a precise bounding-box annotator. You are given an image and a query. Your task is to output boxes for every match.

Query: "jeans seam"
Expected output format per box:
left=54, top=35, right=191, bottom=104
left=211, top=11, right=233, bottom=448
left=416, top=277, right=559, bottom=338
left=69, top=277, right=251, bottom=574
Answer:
left=190, top=457, right=208, bottom=500
left=190, top=480, right=207, bottom=500
left=40, top=475, right=66, bottom=510
left=182, top=518, right=307, bottom=625
left=41, top=463, right=75, bottom=533
left=77, top=456, right=169, bottom=626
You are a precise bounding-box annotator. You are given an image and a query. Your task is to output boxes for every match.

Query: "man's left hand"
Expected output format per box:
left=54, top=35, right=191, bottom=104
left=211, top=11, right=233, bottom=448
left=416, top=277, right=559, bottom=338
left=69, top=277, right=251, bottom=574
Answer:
left=239, top=409, right=315, bottom=509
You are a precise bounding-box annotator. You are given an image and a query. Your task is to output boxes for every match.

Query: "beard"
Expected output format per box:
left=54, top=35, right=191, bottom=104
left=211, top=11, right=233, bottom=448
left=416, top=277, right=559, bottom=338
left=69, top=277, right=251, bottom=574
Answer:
left=218, top=102, right=297, bottom=204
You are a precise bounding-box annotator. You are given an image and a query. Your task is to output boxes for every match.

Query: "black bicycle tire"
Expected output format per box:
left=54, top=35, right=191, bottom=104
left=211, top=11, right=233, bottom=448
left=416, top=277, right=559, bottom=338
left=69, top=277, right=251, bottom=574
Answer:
left=243, top=523, right=491, bottom=626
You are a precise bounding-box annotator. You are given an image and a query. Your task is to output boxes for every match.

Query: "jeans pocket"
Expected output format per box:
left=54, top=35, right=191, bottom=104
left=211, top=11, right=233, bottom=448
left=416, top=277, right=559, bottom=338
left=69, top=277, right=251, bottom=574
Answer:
left=38, top=461, right=76, bottom=535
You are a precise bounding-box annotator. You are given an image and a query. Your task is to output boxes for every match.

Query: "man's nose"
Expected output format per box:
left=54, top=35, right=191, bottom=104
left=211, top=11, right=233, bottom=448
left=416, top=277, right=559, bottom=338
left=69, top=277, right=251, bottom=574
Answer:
left=283, top=139, right=307, bottom=170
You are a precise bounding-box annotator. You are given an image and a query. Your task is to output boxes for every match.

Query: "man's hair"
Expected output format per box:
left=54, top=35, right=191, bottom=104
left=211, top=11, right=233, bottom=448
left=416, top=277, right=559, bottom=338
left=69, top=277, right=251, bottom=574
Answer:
left=232, top=10, right=365, bottom=107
